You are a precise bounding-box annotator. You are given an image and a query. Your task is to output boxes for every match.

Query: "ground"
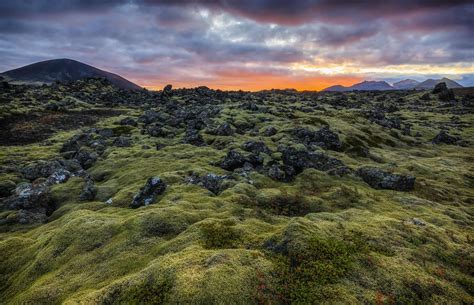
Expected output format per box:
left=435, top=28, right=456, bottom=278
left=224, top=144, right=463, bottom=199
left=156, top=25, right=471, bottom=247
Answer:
left=0, top=79, right=473, bottom=304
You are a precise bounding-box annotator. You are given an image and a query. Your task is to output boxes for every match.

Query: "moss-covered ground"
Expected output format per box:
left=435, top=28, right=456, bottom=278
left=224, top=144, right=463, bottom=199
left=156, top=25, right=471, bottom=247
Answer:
left=0, top=80, right=473, bottom=304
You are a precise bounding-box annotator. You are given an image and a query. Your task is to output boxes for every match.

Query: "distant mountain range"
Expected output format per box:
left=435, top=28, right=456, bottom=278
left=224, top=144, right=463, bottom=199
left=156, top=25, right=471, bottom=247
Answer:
left=323, top=77, right=463, bottom=92
left=0, top=58, right=141, bottom=90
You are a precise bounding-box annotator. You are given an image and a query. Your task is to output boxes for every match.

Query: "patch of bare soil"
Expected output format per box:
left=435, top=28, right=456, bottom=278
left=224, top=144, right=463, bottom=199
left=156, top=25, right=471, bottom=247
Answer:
left=0, top=109, right=124, bottom=145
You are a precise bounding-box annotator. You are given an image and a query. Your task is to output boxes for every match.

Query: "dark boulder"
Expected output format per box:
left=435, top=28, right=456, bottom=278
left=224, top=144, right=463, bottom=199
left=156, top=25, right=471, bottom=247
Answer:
left=280, top=146, right=349, bottom=175
left=356, top=167, right=415, bottom=191
left=60, top=133, right=93, bottom=154
left=208, top=122, right=234, bottom=136
left=79, top=178, right=97, bottom=201
left=0, top=180, right=16, bottom=197
left=267, top=162, right=296, bottom=182
left=432, top=82, right=455, bottom=102
left=113, top=136, right=132, bottom=147
left=293, top=126, right=343, bottom=151
left=21, top=160, right=72, bottom=184
left=97, top=128, right=114, bottom=138
left=262, top=126, right=277, bottom=136
left=138, top=110, right=160, bottom=124
left=130, top=176, right=167, bottom=208
left=432, top=130, right=461, bottom=145
left=74, top=149, right=99, bottom=169
left=119, top=117, right=137, bottom=127
left=220, top=150, right=247, bottom=171
left=182, top=129, right=205, bottom=146
left=185, top=173, right=232, bottom=195
left=4, top=182, right=56, bottom=220
left=242, top=141, right=272, bottom=155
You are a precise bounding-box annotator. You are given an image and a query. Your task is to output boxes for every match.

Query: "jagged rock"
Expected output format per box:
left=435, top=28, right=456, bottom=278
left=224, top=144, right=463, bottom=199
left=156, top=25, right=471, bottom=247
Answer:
left=21, top=160, right=64, bottom=181
left=0, top=180, right=16, bottom=197
left=412, top=218, right=426, bottom=226
left=432, top=130, right=461, bottom=145
left=60, top=133, right=93, bottom=153
left=74, top=149, right=98, bottom=169
left=130, top=176, right=167, bottom=208
left=97, top=128, right=114, bottom=138
left=267, top=162, right=296, bottom=182
left=4, top=182, right=55, bottom=220
left=185, top=173, right=232, bottom=195
left=242, top=141, right=272, bottom=155
left=156, top=143, right=166, bottom=150
left=242, top=101, right=259, bottom=111
left=138, top=110, right=160, bottom=124
left=113, top=136, right=132, bottom=147
left=162, top=84, right=173, bottom=99
left=119, top=117, right=137, bottom=126
left=262, top=126, right=277, bottom=136
left=208, top=122, right=234, bottom=136
left=146, top=123, right=174, bottom=138
left=356, top=167, right=415, bottom=191
left=183, top=129, right=205, bottom=146
left=21, top=160, right=73, bottom=184
left=293, top=126, right=343, bottom=151
left=79, top=178, right=97, bottom=201
left=367, top=109, right=401, bottom=129
left=432, top=82, right=455, bottom=102
left=220, top=150, right=247, bottom=171
left=280, top=146, right=349, bottom=175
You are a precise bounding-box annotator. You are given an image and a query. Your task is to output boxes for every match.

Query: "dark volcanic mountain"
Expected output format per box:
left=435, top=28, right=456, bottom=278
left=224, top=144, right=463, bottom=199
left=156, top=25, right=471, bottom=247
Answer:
left=323, top=80, right=394, bottom=92
left=415, top=77, right=463, bottom=90
left=393, top=79, right=420, bottom=90
left=0, top=58, right=142, bottom=90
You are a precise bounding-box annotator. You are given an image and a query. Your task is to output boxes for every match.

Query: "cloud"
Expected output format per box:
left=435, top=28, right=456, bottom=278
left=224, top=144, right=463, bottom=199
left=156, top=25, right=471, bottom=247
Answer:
left=0, top=0, right=473, bottom=89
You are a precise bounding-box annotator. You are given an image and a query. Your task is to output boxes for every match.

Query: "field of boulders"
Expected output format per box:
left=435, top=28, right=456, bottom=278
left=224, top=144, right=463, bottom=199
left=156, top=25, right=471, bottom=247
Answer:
left=0, top=78, right=473, bottom=303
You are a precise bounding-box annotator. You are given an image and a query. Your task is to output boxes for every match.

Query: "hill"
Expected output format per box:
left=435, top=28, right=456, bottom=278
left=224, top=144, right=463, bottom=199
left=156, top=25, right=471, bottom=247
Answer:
left=415, top=77, right=463, bottom=90
left=393, top=79, right=420, bottom=90
left=323, top=80, right=394, bottom=92
left=0, top=58, right=141, bottom=90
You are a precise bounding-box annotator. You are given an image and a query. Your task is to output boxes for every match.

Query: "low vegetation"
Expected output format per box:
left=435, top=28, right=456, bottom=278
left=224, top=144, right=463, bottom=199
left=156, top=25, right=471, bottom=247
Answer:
left=0, top=78, right=472, bottom=303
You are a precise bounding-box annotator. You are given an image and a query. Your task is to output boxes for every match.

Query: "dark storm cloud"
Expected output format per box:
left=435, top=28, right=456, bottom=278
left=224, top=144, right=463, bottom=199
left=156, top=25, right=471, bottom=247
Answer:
left=0, top=0, right=473, bottom=88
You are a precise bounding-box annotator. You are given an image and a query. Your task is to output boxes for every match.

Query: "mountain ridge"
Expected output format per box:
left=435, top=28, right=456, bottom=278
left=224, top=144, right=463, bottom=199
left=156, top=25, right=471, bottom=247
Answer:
left=323, top=77, right=463, bottom=92
left=0, top=58, right=142, bottom=90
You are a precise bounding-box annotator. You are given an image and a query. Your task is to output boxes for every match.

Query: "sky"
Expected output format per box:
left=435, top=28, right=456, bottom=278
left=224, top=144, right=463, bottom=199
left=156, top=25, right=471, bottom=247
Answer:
left=0, top=0, right=473, bottom=91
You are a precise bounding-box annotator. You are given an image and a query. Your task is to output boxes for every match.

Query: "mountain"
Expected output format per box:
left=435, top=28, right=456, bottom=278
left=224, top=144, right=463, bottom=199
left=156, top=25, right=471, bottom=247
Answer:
left=0, top=58, right=141, bottom=90
left=415, top=78, right=463, bottom=90
left=322, top=84, right=349, bottom=92
left=393, top=79, right=420, bottom=90
left=323, top=80, right=394, bottom=92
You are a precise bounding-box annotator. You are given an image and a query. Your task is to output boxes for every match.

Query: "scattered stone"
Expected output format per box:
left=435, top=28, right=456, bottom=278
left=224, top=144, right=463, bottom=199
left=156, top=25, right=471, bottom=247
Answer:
left=4, top=182, right=55, bottom=223
left=97, top=128, right=114, bottom=138
left=280, top=146, right=349, bottom=175
left=432, top=130, right=461, bottom=145
left=220, top=150, right=247, bottom=171
left=356, top=167, right=415, bottom=191
left=185, top=172, right=232, bottom=195
left=119, top=117, right=137, bottom=126
left=79, top=178, right=97, bottom=201
left=208, top=122, right=234, bottom=136
left=262, top=126, right=277, bottom=136
left=267, top=162, right=296, bottom=182
left=412, top=218, right=426, bottom=226
left=0, top=180, right=16, bottom=197
left=293, top=126, right=343, bottom=151
left=130, top=176, right=167, bottom=208
left=242, top=141, right=272, bottom=155
left=113, top=136, right=132, bottom=147
left=183, top=128, right=205, bottom=146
